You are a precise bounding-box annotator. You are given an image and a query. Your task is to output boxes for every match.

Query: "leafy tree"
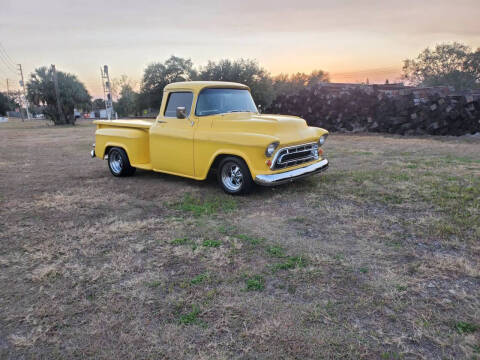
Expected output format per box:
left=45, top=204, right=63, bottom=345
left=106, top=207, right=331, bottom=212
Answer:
left=402, top=42, right=480, bottom=90
left=196, top=59, right=274, bottom=110
left=0, top=92, right=18, bottom=116
left=272, top=70, right=330, bottom=97
left=116, top=84, right=139, bottom=117
left=27, top=66, right=91, bottom=125
left=111, top=75, right=137, bottom=101
left=140, top=56, right=195, bottom=110
left=92, top=98, right=106, bottom=110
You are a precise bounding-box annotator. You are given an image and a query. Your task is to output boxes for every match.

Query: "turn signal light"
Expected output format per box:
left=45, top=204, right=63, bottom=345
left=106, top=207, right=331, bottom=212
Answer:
left=266, top=160, right=272, bottom=167
left=318, top=148, right=323, bottom=156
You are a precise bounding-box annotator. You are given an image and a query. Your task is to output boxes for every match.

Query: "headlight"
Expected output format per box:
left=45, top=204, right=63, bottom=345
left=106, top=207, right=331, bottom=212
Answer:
left=265, top=142, right=279, bottom=157
left=319, top=134, right=328, bottom=146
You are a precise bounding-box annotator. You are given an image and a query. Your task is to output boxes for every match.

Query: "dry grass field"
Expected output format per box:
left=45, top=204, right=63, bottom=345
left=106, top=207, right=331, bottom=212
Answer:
left=1, top=118, right=479, bottom=359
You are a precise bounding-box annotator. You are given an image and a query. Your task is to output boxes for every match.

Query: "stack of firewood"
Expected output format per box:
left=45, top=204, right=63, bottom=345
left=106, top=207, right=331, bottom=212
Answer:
left=266, top=86, right=480, bottom=136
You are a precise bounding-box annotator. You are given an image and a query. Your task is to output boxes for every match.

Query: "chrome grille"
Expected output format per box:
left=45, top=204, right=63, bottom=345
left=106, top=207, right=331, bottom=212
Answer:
left=271, top=142, right=319, bottom=170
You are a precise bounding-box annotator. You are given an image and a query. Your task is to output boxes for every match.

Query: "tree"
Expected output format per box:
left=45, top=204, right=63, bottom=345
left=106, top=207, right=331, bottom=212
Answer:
left=27, top=66, right=91, bottom=125
left=272, top=70, right=330, bottom=97
left=0, top=92, right=18, bottom=116
left=196, top=59, right=274, bottom=109
left=140, top=56, right=195, bottom=111
left=92, top=98, right=106, bottom=110
left=402, top=42, right=480, bottom=90
left=111, top=75, right=137, bottom=101
left=116, top=84, right=139, bottom=117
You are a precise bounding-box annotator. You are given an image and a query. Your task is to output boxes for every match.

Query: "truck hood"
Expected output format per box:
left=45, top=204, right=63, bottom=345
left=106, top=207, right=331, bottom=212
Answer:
left=211, top=113, right=327, bottom=145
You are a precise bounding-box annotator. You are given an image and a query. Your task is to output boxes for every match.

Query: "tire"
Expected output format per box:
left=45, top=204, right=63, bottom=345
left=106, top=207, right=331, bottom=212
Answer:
left=108, top=147, right=136, bottom=177
left=217, top=156, right=253, bottom=195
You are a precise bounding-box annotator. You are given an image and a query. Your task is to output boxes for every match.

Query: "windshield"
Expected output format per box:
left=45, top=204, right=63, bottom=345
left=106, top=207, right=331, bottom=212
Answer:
left=195, top=88, right=258, bottom=117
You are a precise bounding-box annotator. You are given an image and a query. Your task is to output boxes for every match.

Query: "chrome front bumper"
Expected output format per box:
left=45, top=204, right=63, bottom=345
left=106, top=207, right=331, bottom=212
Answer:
left=254, top=158, right=329, bottom=186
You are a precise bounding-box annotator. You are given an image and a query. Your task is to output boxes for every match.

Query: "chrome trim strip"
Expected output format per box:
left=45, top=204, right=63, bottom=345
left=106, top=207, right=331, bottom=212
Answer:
left=277, top=154, right=319, bottom=167
left=270, top=142, right=317, bottom=170
left=255, top=159, right=329, bottom=186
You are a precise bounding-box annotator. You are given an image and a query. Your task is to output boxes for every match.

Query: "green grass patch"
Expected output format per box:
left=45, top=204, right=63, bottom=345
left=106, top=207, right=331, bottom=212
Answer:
left=191, top=272, right=209, bottom=285
left=178, top=305, right=202, bottom=325
left=267, top=245, right=286, bottom=258
left=326, top=165, right=479, bottom=241
left=272, top=256, right=307, bottom=271
left=454, top=321, right=478, bottom=335
left=202, top=239, right=221, bottom=248
left=440, top=155, right=480, bottom=165
left=171, top=237, right=189, bottom=245
left=236, top=234, right=264, bottom=245
left=245, top=275, right=265, bottom=291
left=381, top=351, right=402, bottom=360
left=422, top=176, right=480, bottom=238
left=175, top=193, right=237, bottom=216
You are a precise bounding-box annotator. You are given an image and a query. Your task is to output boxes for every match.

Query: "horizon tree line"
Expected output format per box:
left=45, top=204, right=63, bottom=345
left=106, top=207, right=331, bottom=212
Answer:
left=0, top=42, right=478, bottom=124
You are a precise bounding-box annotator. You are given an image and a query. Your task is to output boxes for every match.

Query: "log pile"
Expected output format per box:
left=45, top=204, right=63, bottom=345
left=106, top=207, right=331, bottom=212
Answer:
left=266, top=85, right=480, bottom=136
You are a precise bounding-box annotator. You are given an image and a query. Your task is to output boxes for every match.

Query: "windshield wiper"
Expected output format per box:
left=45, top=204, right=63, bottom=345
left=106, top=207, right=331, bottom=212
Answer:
left=226, top=110, right=251, bottom=113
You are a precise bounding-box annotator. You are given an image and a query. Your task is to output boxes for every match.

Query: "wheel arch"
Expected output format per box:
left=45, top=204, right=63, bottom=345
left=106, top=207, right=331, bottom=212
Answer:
left=103, top=143, right=132, bottom=161
left=206, top=150, right=254, bottom=180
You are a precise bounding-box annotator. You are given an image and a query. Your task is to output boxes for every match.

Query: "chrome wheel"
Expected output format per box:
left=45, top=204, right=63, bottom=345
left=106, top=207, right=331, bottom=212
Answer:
left=221, top=161, right=243, bottom=192
left=109, top=150, right=123, bottom=175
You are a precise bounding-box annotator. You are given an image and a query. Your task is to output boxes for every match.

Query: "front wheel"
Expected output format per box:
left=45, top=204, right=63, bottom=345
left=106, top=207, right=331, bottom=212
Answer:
left=108, top=147, right=136, bottom=177
left=217, top=157, right=253, bottom=195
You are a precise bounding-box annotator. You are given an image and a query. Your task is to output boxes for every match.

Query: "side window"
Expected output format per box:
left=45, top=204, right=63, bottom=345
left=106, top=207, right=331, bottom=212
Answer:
left=164, top=92, right=194, bottom=118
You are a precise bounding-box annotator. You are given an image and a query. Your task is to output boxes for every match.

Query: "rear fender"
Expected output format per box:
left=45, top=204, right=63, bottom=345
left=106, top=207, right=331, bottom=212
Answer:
left=95, top=127, right=150, bottom=164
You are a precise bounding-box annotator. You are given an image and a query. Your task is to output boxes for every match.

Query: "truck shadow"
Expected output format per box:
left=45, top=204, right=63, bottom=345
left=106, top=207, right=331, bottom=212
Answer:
left=133, top=168, right=313, bottom=198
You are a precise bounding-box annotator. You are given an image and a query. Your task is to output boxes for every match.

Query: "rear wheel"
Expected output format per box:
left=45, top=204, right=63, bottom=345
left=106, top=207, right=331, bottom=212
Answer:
left=217, top=157, right=253, bottom=195
left=108, top=147, right=136, bottom=177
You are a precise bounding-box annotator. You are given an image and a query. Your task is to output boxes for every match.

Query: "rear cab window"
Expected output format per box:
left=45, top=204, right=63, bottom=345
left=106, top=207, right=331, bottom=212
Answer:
left=164, top=92, right=194, bottom=117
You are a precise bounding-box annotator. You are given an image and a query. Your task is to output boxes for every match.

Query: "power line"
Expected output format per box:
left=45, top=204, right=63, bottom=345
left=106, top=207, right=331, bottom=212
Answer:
left=0, top=48, right=17, bottom=74
left=0, top=42, right=17, bottom=66
left=0, top=57, right=17, bottom=74
left=0, top=65, right=12, bottom=79
left=0, top=42, right=21, bottom=93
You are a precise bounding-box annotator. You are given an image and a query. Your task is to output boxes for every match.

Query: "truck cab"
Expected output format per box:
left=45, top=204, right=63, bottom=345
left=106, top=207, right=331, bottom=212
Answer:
left=92, top=81, right=329, bottom=194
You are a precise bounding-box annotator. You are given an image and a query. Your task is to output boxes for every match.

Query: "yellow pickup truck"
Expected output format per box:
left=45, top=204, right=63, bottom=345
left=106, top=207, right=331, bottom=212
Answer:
left=91, top=81, right=329, bottom=194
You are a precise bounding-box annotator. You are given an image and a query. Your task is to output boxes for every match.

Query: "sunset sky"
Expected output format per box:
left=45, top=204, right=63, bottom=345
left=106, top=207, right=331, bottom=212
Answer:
left=1, top=0, right=479, bottom=98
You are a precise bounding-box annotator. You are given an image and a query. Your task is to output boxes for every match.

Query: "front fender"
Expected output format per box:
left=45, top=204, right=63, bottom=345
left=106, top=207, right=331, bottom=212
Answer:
left=194, top=132, right=277, bottom=180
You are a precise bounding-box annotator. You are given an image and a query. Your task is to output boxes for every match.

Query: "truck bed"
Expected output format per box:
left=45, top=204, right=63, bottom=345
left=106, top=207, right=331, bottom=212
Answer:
left=94, top=119, right=154, bottom=169
left=93, top=119, right=155, bottom=129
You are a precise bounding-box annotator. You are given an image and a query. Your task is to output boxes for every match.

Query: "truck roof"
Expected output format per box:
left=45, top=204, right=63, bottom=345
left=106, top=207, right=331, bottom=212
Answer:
left=164, top=81, right=249, bottom=92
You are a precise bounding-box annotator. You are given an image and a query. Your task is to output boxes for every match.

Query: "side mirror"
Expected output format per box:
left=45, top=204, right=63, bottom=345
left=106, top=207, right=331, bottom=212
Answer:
left=176, top=106, right=187, bottom=119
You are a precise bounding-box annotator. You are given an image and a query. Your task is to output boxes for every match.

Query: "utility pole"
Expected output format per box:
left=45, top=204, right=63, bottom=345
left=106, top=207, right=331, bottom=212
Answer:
left=17, top=64, right=31, bottom=120
left=16, top=89, right=24, bottom=121
left=100, top=66, right=108, bottom=118
left=6, top=78, right=10, bottom=97
left=51, top=64, right=66, bottom=124
left=100, top=65, right=115, bottom=120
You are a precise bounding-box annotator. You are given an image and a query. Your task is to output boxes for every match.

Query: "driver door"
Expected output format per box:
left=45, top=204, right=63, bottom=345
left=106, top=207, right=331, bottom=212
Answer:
left=150, top=91, right=195, bottom=177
